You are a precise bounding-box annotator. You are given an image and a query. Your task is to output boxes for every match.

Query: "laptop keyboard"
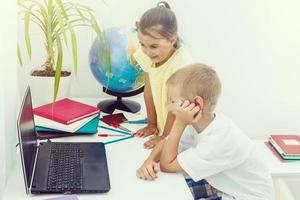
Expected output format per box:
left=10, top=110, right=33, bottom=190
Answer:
left=47, top=143, right=83, bottom=191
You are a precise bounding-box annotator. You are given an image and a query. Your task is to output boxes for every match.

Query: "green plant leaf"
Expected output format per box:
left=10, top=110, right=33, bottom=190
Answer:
left=47, top=16, right=54, bottom=63
left=88, top=11, right=103, bottom=67
left=69, top=24, right=78, bottom=76
left=57, top=9, right=68, bottom=46
left=75, top=6, right=86, bottom=22
left=17, top=44, right=23, bottom=66
left=55, top=0, right=68, bottom=20
left=53, top=32, right=63, bottom=101
left=24, top=5, right=33, bottom=60
left=103, top=30, right=111, bottom=77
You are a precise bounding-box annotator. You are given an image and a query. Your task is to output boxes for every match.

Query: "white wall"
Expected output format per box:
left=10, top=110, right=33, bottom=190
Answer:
left=0, top=86, right=4, bottom=200
left=0, top=0, right=18, bottom=199
left=18, top=0, right=300, bottom=139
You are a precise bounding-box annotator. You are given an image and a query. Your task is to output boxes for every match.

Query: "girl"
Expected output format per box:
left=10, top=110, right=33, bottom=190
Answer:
left=134, top=1, right=193, bottom=149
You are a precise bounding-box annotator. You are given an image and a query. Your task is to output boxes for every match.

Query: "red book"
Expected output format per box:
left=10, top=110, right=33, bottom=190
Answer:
left=33, top=98, right=99, bottom=125
left=270, top=135, right=300, bottom=155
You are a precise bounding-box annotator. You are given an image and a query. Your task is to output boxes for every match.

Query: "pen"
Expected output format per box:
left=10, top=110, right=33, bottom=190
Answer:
left=98, top=125, right=132, bottom=135
left=109, top=122, right=133, bottom=133
left=117, top=125, right=133, bottom=133
left=98, top=133, right=125, bottom=137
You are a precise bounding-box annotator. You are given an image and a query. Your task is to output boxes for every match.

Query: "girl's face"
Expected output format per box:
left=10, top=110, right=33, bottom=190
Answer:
left=137, top=30, right=176, bottom=65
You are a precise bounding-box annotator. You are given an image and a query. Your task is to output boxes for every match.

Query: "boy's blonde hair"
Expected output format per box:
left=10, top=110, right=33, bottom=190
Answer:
left=167, top=63, right=222, bottom=112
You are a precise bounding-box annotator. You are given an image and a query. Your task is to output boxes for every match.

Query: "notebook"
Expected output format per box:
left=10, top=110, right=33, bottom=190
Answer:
left=36, top=113, right=99, bottom=134
left=17, top=87, right=110, bottom=194
left=269, top=135, right=300, bottom=159
left=34, top=114, right=98, bottom=133
left=33, top=98, right=99, bottom=124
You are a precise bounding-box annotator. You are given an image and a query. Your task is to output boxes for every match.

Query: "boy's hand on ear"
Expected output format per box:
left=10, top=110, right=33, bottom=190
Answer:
left=170, top=100, right=202, bottom=125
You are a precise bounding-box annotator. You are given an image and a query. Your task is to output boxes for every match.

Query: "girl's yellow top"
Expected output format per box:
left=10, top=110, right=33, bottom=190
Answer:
left=134, top=47, right=193, bottom=134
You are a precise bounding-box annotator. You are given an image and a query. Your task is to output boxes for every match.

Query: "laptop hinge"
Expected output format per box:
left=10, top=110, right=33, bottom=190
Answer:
left=29, top=143, right=40, bottom=192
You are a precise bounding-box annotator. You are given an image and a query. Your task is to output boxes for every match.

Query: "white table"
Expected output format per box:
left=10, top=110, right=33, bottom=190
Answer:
left=254, top=140, right=300, bottom=177
left=2, top=97, right=194, bottom=200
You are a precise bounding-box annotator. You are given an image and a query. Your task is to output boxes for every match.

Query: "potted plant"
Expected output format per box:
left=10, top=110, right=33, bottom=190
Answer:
left=18, top=0, right=110, bottom=105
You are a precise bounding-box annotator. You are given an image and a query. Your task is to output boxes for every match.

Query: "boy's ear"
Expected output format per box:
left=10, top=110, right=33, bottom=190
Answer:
left=194, top=96, right=204, bottom=111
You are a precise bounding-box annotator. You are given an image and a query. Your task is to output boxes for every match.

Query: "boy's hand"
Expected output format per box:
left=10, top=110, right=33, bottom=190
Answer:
left=134, top=124, right=159, bottom=138
left=168, top=100, right=202, bottom=126
left=136, top=160, right=160, bottom=180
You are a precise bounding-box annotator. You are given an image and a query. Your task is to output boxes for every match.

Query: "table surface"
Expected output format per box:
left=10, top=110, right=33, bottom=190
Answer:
left=253, top=140, right=300, bottom=177
left=3, top=97, right=300, bottom=199
left=3, top=97, right=194, bottom=200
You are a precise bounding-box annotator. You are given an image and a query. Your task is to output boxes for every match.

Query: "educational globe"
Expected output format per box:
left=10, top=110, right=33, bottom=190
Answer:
left=89, top=27, right=144, bottom=93
left=89, top=27, right=144, bottom=113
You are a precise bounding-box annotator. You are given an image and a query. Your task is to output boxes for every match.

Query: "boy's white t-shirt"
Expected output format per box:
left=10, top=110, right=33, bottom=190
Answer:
left=177, top=113, right=274, bottom=200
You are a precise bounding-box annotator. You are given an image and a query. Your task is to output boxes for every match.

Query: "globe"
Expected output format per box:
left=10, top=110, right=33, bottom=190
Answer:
left=89, top=27, right=144, bottom=113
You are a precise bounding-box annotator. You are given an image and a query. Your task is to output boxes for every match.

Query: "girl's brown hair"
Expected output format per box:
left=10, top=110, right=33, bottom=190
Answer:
left=136, top=1, right=180, bottom=48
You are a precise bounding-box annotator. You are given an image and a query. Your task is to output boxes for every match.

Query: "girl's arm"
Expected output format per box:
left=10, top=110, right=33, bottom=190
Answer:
left=134, top=72, right=159, bottom=137
left=143, top=72, right=157, bottom=126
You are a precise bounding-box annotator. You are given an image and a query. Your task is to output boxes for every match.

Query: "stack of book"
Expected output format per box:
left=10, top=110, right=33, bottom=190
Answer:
left=268, top=134, right=300, bottom=160
left=33, top=98, right=100, bottom=139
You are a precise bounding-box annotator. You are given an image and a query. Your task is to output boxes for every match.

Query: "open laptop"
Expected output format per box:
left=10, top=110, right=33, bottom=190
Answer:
left=17, top=87, right=110, bottom=194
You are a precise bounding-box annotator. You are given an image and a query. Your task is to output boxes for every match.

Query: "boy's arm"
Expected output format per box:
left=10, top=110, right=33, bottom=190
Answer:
left=160, top=100, right=202, bottom=172
left=136, top=139, right=165, bottom=180
left=162, top=112, right=175, bottom=137
left=160, top=120, right=185, bottom=172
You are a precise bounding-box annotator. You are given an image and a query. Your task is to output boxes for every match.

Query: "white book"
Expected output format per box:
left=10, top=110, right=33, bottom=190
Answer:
left=34, top=114, right=98, bottom=133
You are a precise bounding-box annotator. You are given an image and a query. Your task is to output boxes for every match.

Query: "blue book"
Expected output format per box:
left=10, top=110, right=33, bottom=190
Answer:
left=36, top=114, right=99, bottom=134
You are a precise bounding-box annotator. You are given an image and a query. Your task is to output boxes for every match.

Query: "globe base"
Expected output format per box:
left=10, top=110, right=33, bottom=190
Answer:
left=98, top=98, right=141, bottom=114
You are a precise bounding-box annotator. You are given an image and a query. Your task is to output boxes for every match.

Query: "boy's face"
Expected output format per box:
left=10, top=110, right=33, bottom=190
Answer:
left=167, top=84, right=185, bottom=110
left=137, top=30, right=175, bottom=65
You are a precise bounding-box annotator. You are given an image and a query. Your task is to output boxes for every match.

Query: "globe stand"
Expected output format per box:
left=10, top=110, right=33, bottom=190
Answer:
left=98, top=86, right=144, bottom=114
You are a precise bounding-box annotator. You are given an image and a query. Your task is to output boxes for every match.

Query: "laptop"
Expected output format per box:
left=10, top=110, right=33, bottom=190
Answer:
left=17, top=87, right=110, bottom=194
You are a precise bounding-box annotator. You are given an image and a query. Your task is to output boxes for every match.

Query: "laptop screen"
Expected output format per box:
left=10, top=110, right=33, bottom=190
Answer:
left=17, top=87, right=38, bottom=194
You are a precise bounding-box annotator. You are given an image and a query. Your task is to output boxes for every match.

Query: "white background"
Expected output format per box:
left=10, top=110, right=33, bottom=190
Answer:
left=0, top=0, right=17, bottom=199
left=1, top=0, right=300, bottom=198
left=17, top=0, right=300, bottom=140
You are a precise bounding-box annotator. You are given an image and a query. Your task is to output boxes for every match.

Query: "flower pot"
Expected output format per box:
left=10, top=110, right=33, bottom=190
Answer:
left=29, top=69, right=71, bottom=107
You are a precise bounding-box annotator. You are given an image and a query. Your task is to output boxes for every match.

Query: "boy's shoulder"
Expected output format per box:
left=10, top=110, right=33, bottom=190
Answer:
left=184, top=112, right=249, bottom=145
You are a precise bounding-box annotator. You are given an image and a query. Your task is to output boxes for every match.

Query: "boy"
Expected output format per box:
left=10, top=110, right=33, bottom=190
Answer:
left=136, top=63, right=274, bottom=200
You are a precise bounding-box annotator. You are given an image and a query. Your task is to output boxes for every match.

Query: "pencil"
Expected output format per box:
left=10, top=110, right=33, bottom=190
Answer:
left=98, top=133, right=125, bottom=137
left=98, top=125, right=132, bottom=135
left=104, top=135, right=134, bottom=145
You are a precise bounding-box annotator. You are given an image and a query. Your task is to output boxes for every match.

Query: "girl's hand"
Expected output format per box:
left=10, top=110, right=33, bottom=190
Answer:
left=168, top=100, right=202, bottom=126
left=134, top=124, right=159, bottom=138
left=143, top=135, right=165, bottom=149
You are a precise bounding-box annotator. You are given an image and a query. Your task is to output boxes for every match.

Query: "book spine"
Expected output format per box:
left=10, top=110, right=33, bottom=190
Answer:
left=66, top=110, right=99, bottom=124
left=269, top=137, right=285, bottom=155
